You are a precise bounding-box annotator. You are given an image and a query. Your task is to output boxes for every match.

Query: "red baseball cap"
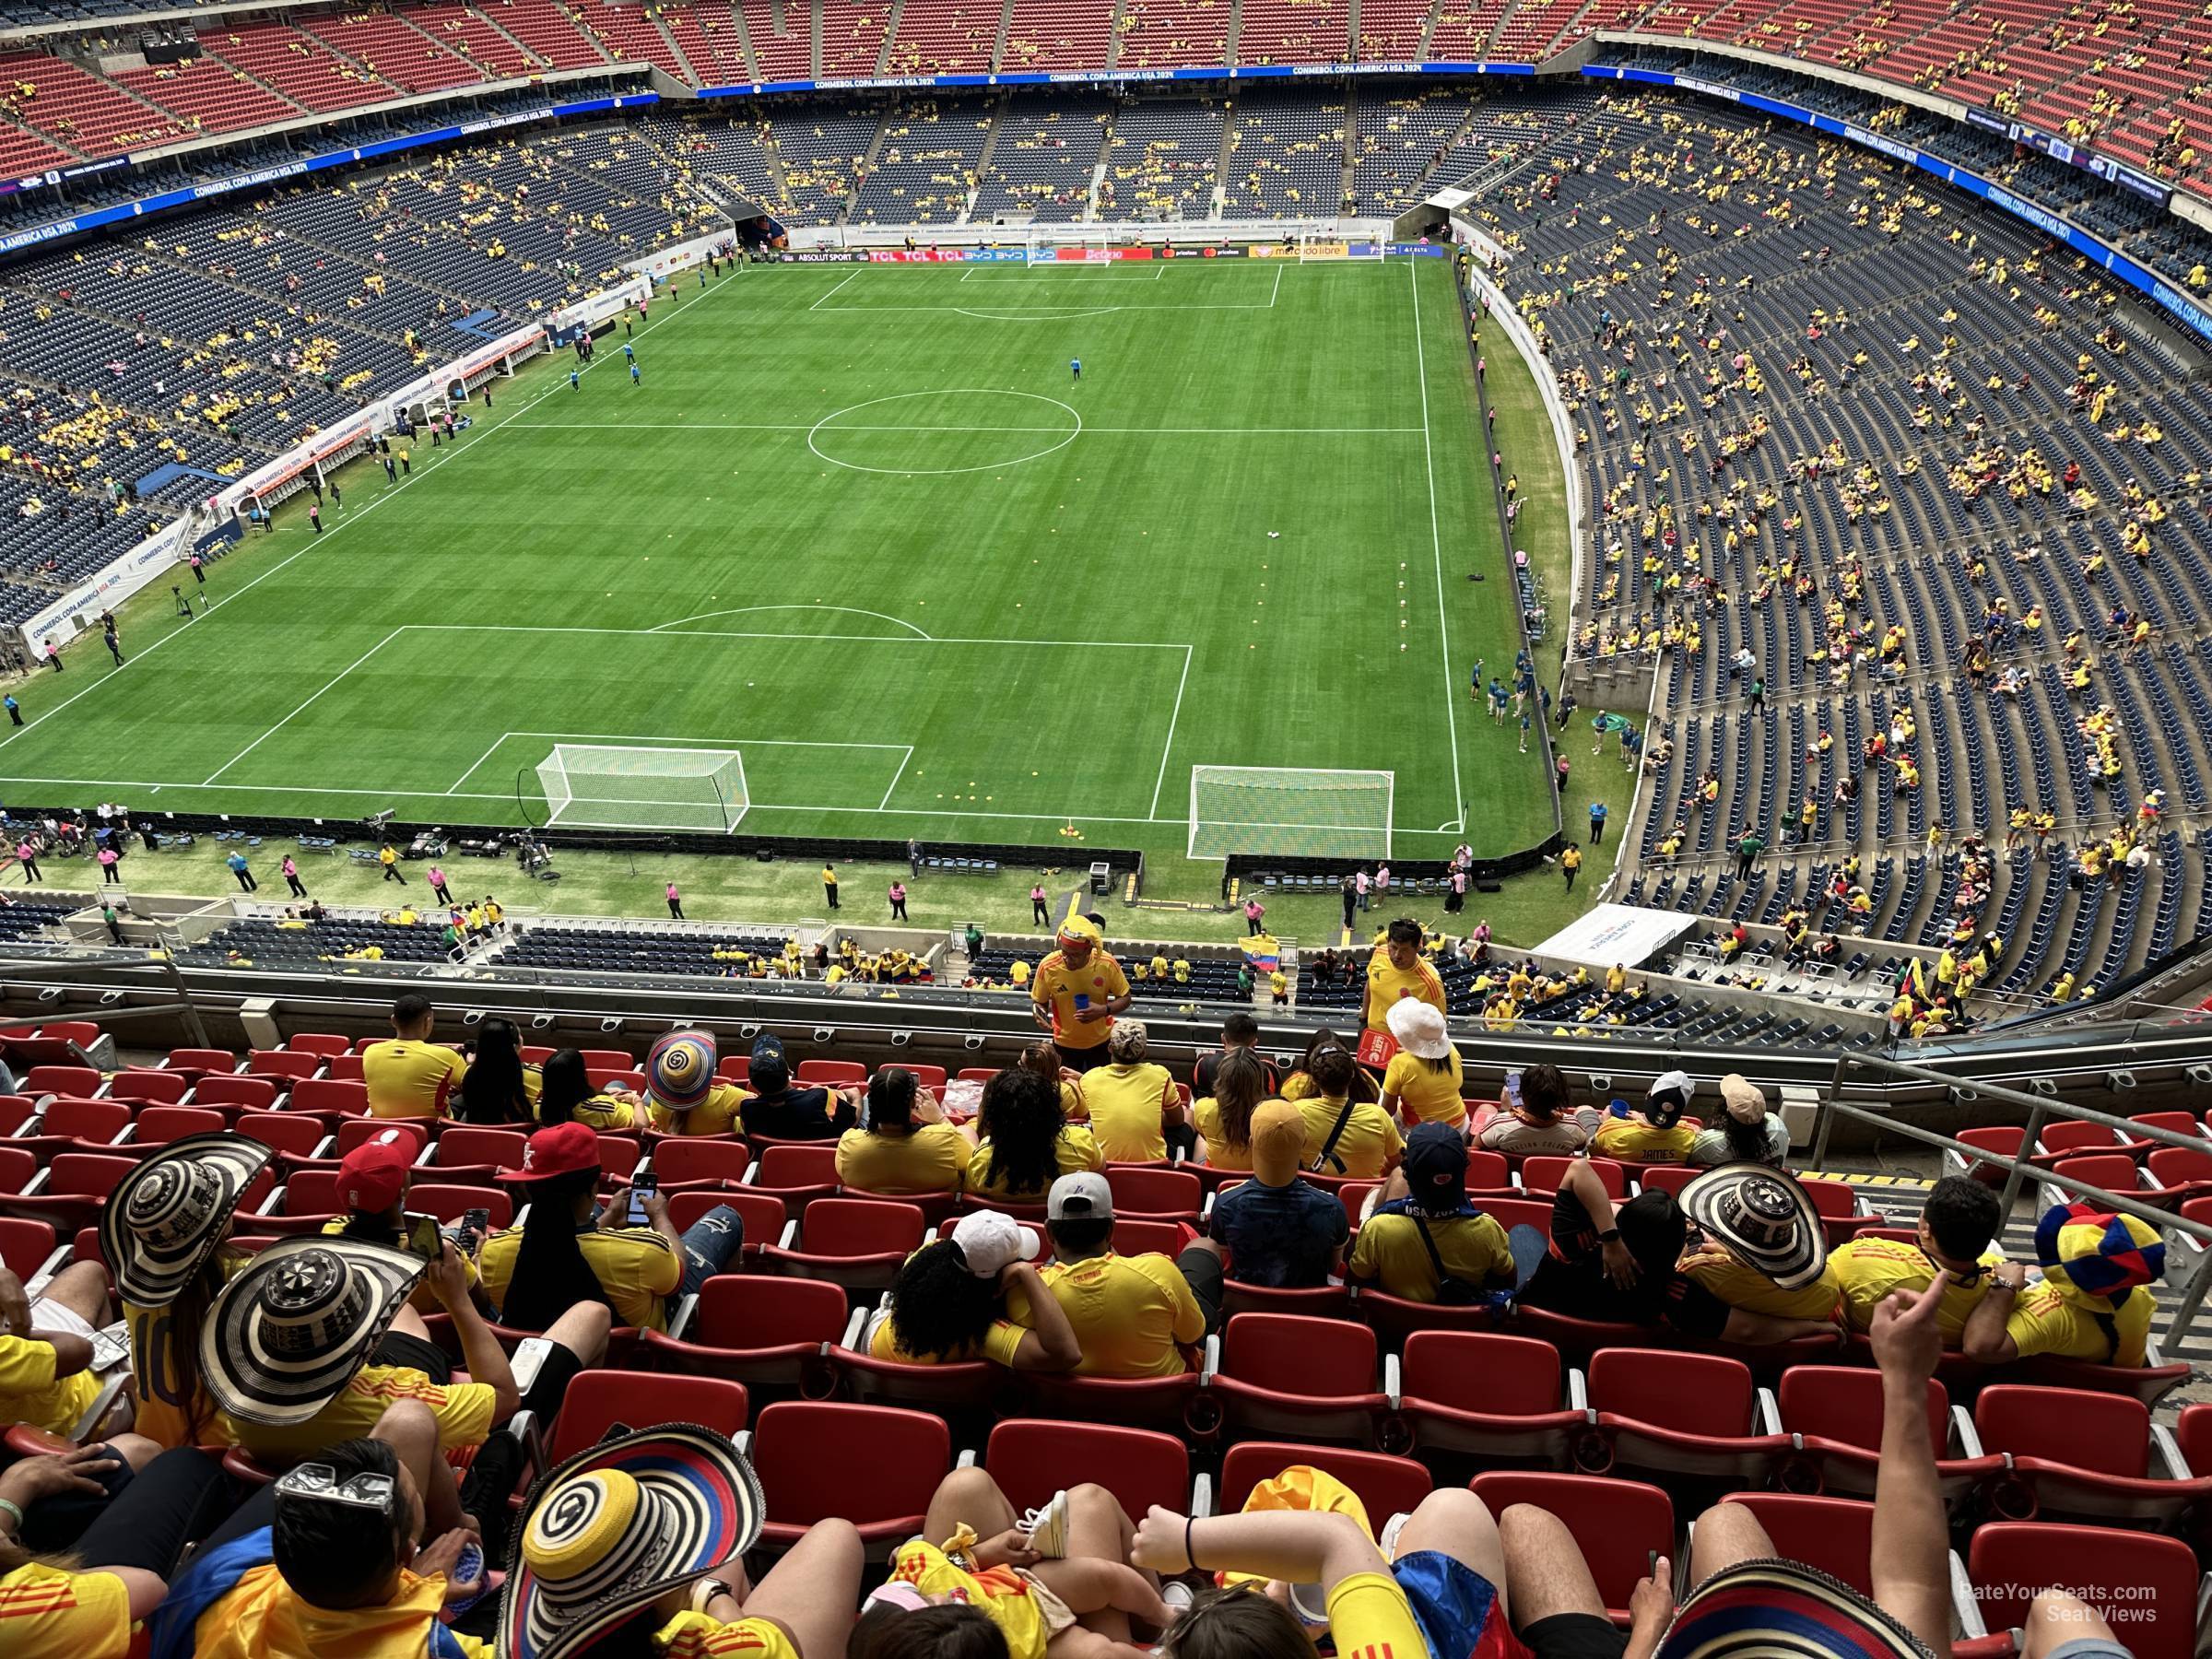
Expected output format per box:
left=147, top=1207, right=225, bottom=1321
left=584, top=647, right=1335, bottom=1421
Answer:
left=337, top=1125, right=424, bottom=1212
left=499, top=1121, right=602, bottom=1183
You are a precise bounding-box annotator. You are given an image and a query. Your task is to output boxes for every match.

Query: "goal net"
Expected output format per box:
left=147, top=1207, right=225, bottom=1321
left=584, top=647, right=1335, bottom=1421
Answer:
left=1025, top=227, right=1119, bottom=265
left=1297, top=233, right=1386, bottom=263
left=535, top=746, right=749, bottom=832
left=1188, top=766, right=1394, bottom=860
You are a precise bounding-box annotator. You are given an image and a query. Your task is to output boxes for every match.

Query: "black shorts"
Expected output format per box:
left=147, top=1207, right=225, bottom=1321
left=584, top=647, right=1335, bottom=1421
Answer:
left=1521, top=1612, right=1629, bottom=1659
left=375, top=1328, right=453, bottom=1384
left=1060, top=1041, right=1109, bottom=1074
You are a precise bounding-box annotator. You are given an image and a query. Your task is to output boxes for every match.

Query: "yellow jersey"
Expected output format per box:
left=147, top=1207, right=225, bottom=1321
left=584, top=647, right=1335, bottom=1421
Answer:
left=228, top=1363, right=498, bottom=1460
left=886, top=1540, right=1052, bottom=1659
left=655, top=1608, right=803, bottom=1659
left=1362, top=948, right=1447, bottom=1033
left=1382, top=1048, right=1466, bottom=1128
left=1591, top=1118, right=1696, bottom=1163
left=1829, top=1238, right=2002, bottom=1340
left=834, top=1124, right=970, bottom=1194
left=189, top=1562, right=490, bottom=1659
left=1030, top=949, right=1130, bottom=1053
left=1350, top=1210, right=1512, bottom=1302
left=478, top=1224, right=681, bottom=1332
left=0, top=1559, right=131, bottom=1659
left=866, top=1302, right=1026, bottom=1368
left=646, top=1080, right=747, bottom=1137
left=0, top=1333, right=100, bottom=1437
left=1003, top=1252, right=1204, bottom=1377
left=2004, top=1282, right=2153, bottom=1367
left=1685, top=1251, right=1841, bottom=1322
left=1295, top=1095, right=1404, bottom=1180
left=964, top=1128, right=1102, bottom=1202
left=1080, top=1063, right=1176, bottom=1162
left=1191, top=1097, right=1253, bottom=1171
left=360, top=1039, right=467, bottom=1120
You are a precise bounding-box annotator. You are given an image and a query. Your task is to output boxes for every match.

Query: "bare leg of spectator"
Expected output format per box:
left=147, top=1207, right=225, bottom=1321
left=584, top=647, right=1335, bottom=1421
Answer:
left=1497, top=1504, right=1621, bottom=1650
left=725, top=1517, right=865, bottom=1659
left=2022, top=1590, right=2124, bottom=1659
left=1686, top=1501, right=1774, bottom=1589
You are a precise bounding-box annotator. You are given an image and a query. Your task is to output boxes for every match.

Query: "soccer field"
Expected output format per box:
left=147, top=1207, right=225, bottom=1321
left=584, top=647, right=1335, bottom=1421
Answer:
left=0, top=254, right=1559, bottom=867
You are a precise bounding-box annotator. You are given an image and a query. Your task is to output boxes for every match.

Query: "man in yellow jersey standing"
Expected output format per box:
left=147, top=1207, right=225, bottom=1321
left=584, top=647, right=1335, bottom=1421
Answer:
left=1030, top=915, right=1131, bottom=1074
left=1362, top=917, right=1447, bottom=1042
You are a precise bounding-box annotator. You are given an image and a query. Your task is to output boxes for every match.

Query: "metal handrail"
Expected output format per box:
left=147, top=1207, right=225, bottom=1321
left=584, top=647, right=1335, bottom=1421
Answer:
left=1816, top=1051, right=2212, bottom=1349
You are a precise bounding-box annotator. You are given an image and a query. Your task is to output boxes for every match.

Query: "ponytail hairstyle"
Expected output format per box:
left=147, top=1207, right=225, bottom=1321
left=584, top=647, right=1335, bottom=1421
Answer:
left=500, top=1166, right=614, bottom=1331
left=456, top=1016, right=530, bottom=1124
left=535, top=1048, right=592, bottom=1126
left=1209, top=1048, right=1267, bottom=1155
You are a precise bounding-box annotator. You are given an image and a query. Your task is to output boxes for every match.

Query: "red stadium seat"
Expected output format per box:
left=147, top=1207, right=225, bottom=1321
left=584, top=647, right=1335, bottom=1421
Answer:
left=2035, top=1121, right=2123, bottom=1159
left=407, top=1184, right=513, bottom=1228
left=1198, top=1312, right=1388, bottom=1447
left=754, top=1197, right=924, bottom=1294
left=654, top=1138, right=751, bottom=1191
left=246, top=1050, right=319, bottom=1082
left=0, top=1147, right=40, bottom=1195
left=1963, top=1524, right=2205, bottom=1659
left=642, top=1276, right=844, bottom=1395
left=430, top=1126, right=528, bottom=1184
left=285, top=1033, right=353, bottom=1060
left=1522, top=1157, right=1627, bottom=1198
left=1775, top=1366, right=1992, bottom=1500
left=795, top=1060, right=866, bottom=1087
left=749, top=1143, right=841, bottom=1217
left=751, top=1401, right=948, bottom=1557
left=1105, top=1166, right=1203, bottom=1223
left=1468, top=1472, right=1672, bottom=1625
left=24, top=1066, right=102, bottom=1099
left=130, top=1106, right=230, bottom=1149
left=1361, top=1285, right=1506, bottom=1349
left=2046, top=1153, right=2143, bottom=1196
left=1217, top=1442, right=1430, bottom=1524
left=1024, top=1369, right=1203, bottom=1438
left=194, top=1076, right=280, bottom=1114
left=36, top=1097, right=134, bottom=1157
left=538, top=1369, right=749, bottom=1468
left=235, top=1112, right=332, bottom=1162
left=1219, top=1279, right=1357, bottom=1320
left=1583, top=1347, right=1789, bottom=1484
left=1971, top=1384, right=2212, bottom=1524
left=0, top=1217, right=59, bottom=1281
left=1633, top=1164, right=1698, bottom=1196
left=1711, top=1493, right=1876, bottom=1595
left=983, top=1419, right=1190, bottom=1521
left=106, top=1070, right=191, bottom=1106
left=1390, top=1330, right=1583, bottom=1465
left=288, top=1077, right=371, bottom=1118
left=162, top=1048, right=239, bottom=1081
left=0, top=1152, right=140, bottom=1234
left=716, top=1055, right=751, bottom=1083
left=830, top=1335, right=1000, bottom=1417
left=896, top=1065, right=948, bottom=1091
left=324, top=1054, right=367, bottom=1083
left=1947, top=1125, right=2026, bottom=1185
left=1798, top=1177, right=1877, bottom=1245
left=667, top=1187, right=785, bottom=1242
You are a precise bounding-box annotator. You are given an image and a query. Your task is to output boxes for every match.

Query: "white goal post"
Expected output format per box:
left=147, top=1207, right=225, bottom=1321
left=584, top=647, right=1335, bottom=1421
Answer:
left=1024, top=226, right=1120, bottom=265
left=1188, top=765, right=1394, bottom=860
left=535, top=746, right=750, bottom=833
left=1297, top=232, right=1386, bottom=263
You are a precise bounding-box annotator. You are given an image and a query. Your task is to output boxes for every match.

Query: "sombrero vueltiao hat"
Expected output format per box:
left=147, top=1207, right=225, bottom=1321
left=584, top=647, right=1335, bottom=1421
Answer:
left=1681, top=1164, right=1828, bottom=1291
left=500, top=1424, right=765, bottom=1659
left=200, top=1235, right=427, bottom=1427
left=646, top=1030, right=715, bottom=1115
left=2036, top=1199, right=2165, bottom=1305
left=100, top=1132, right=274, bottom=1308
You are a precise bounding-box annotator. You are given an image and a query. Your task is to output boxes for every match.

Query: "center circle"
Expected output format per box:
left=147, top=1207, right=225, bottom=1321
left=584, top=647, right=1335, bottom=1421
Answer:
left=807, top=389, right=1083, bottom=476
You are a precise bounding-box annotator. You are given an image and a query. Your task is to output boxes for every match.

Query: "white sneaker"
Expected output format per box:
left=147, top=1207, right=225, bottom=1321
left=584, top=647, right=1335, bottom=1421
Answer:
left=1019, top=1490, right=1070, bottom=1559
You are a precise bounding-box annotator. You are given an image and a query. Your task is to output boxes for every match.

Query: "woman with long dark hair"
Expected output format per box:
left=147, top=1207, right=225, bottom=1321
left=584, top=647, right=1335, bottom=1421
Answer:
left=532, top=1046, right=639, bottom=1130
left=1281, top=1028, right=1380, bottom=1106
left=453, top=1016, right=533, bottom=1124
left=1192, top=1048, right=1269, bottom=1170
left=865, top=1211, right=1078, bottom=1369
left=967, top=1067, right=1102, bottom=1202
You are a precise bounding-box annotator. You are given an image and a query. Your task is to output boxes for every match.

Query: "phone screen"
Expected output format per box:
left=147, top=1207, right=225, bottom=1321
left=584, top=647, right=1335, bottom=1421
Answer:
left=405, top=1213, right=442, bottom=1261
left=625, top=1173, right=657, bottom=1227
left=457, top=1206, right=490, bottom=1257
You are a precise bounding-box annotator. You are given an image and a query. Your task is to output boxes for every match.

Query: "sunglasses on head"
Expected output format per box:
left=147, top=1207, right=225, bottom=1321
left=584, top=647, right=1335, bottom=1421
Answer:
left=275, top=1463, right=397, bottom=1519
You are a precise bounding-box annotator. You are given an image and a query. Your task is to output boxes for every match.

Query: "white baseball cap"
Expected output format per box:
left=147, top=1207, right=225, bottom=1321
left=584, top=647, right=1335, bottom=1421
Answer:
left=949, top=1209, right=1041, bottom=1277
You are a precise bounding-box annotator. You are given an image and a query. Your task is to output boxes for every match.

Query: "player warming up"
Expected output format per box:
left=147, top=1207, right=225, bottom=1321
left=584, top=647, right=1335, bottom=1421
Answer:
left=1070, top=356, right=1081, bottom=382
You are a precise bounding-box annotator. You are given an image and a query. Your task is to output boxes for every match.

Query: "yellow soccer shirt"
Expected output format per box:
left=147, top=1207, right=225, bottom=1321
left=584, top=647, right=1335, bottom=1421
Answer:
left=360, top=1039, right=467, bottom=1120
left=2004, top=1282, right=2154, bottom=1367
left=964, top=1128, right=1102, bottom=1202
left=1080, top=1063, right=1175, bottom=1163
left=1591, top=1118, right=1697, bottom=1163
left=1362, top=948, right=1447, bottom=1033
left=647, top=1080, right=747, bottom=1137
left=1030, top=949, right=1130, bottom=1054
left=1327, top=1571, right=1430, bottom=1659
left=1829, top=1238, right=2002, bottom=1340
left=0, top=1559, right=130, bottom=1659
left=1685, top=1251, right=1841, bottom=1322
left=1297, top=1095, right=1404, bottom=1180
left=125, top=1295, right=229, bottom=1450
left=1003, top=1252, right=1204, bottom=1377
left=867, top=1301, right=1027, bottom=1368
left=561, top=1092, right=641, bottom=1132
left=478, top=1224, right=681, bottom=1332
left=228, top=1363, right=498, bottom=1460
left=190, top=1562, right=491, bottom=1659
left=1191, top=1097, right=1253, bottom=1171
left=1349, top=1210, right=1512, bottom=1303
left=886, top=1540, right=1051, bottom=1659
left=318, top=1218, right=479, bottom=1312
left=656, top=1608, right=802, bottom=1659
left=0, top=1333, right=100, bottom=1436
left=1382, top=1048, right=1467, bottom=1128
left=834, top=1124, right=970, bottom=1194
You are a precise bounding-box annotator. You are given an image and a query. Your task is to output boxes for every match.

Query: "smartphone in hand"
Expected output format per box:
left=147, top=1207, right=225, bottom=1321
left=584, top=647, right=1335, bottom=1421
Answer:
left=456, top=1206, right=490, bottom=1257
left=624, top=1171, right=658, bottom=1227
left=405, top=1212, right=442, bottom=1261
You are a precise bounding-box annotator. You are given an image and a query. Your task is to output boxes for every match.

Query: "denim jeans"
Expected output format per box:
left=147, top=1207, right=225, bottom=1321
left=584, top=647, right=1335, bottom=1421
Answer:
left=679, top=1205, right=747, bottom=1296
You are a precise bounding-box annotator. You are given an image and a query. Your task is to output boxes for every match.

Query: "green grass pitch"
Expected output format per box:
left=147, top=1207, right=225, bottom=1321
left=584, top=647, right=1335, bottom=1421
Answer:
left=0, top=255, right=1559, bottom=877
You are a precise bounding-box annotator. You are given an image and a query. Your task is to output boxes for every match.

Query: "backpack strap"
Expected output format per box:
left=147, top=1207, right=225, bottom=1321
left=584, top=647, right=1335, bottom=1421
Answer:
left=1312, top=1097, right=1359, bottom=1174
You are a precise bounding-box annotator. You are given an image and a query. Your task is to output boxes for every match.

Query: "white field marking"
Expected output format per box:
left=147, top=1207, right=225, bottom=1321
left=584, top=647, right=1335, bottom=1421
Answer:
left=202, top=627, right=406, bottom=784
left=812, top=267, right=1281, bottom=322
left=877, top=745, right=915, bottom=810
left=1408, top=255, right=1465, bottom=836
left=647, top=605, right=934, bottom=638
left=1147, top=644, right=1194, bottom=820
left=398, top=622, right=1190, bottom=651
left=807, top=269, right=862, bottom=311
left=450, top=730, right=913, bottom=795
left=807, top=390, right=1081, bottom=477
left=0, top=264, right=743, bottom=759
left=959, top=264, right=1166, bottom=283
